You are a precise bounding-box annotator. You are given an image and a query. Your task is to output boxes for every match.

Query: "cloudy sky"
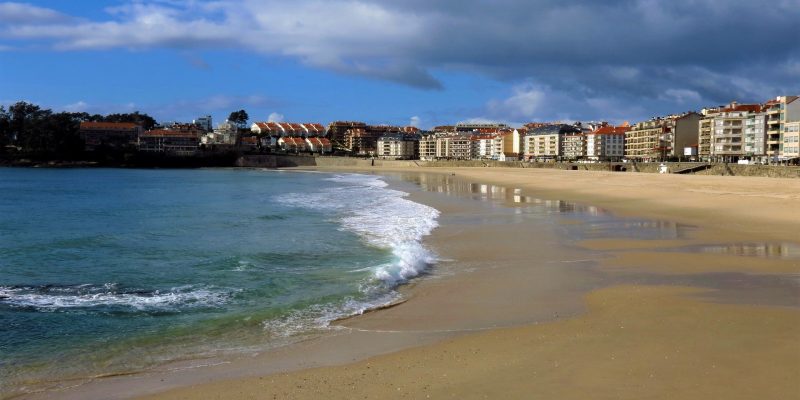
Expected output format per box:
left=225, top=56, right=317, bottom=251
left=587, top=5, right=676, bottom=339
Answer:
left=1, top=0, right=798, bottom=128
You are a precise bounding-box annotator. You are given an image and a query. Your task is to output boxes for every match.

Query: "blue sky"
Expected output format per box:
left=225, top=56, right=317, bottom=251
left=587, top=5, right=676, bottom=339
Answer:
left=1, top=1, right=799, bottom=129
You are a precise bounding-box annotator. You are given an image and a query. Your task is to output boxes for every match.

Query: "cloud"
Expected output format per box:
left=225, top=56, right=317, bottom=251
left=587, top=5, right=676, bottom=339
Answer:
left=2, top=0, right=799, bottom=118
left=409, top=116, right=420, bottom=128
left=63, top=101, right=90, bottom=112
left=267, top=112, right=284, bottom=122
left=0, top=2, right=71, bottom=23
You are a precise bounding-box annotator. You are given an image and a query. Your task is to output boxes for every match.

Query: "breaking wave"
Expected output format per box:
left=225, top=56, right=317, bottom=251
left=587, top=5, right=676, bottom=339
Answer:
left=0, top=283, right=234, bottom=313
left=275, top=173, right=440, bottom=286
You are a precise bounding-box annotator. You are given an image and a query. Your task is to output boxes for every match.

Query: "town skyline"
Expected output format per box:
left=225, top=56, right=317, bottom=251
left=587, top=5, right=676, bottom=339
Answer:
left=1, top=0, right=799, bottom=129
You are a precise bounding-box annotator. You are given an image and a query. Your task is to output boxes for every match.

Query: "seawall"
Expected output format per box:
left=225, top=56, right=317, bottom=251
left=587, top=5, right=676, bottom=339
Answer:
left=235, top=155, right=800, bottom=178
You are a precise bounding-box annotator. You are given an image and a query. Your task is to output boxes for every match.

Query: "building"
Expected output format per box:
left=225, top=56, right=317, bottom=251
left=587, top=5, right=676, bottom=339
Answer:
left=79, top=122, right=143, bottom=151
left=343, top=125, right=404, bottom=155
left=471, top=135, right=497, bottom=159
left=435, top=135, right=472, bottom=159
left=327, top=121, right=367, bottom=143
left=418, top=135, right=437, bottom=160
left=377, top=134, right=416, bottom=159
left=138, top=129, right=200, bottom=155
left=193, top=115, right=212, bottom=132
left=783, top=121, right=800, bottom=162
left=698, top=102, right=763, bottom=163
left=201, top=120, right=239, bottom=147
left=764, top=96, right=800, bottom=162
left=524, top=124, right=581, bottom=161
left=561, top=131, right=585, bottom=160
left=278, top=137, right=308, bottom=152
left=585, top=125, right=629, bottom=161
left=305, top=137, right=332, bottom=153
left=625, top=112, right=701, bottom=161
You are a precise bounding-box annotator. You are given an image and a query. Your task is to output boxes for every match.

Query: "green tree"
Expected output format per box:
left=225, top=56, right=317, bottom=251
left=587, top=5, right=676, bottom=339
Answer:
left=228, top=109, right=249, bottom=128
left=104, top=111, right=157, bottom=130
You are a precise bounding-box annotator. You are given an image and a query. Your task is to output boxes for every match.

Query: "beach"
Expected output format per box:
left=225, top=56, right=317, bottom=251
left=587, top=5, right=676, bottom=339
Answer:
left=20, top=167, right=800, bottom=400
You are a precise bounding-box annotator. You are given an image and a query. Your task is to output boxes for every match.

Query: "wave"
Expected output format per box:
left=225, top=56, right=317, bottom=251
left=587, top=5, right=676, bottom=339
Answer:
left=0, top=283, right=234, bottom=313
left=274, top=173, right=439, bottom=286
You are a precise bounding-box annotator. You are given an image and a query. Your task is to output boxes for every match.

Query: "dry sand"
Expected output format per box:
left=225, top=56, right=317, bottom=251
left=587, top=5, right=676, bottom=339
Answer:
left=56, top=168, right=800, bottom=400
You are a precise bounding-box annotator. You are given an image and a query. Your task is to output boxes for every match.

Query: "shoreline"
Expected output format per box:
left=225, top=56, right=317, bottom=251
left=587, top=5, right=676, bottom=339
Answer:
left=15, top=167, right=800, bottom=399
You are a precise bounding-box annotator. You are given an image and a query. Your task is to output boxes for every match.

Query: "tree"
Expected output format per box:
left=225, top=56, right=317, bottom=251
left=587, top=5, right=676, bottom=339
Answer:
left=104, top=111, right=157, bottom=130
left=228, top=109, right=249, bottom=128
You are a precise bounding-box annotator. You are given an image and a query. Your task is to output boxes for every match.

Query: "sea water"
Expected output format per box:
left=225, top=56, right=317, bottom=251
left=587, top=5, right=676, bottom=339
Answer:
left=0, top=168, right=438, bottom=395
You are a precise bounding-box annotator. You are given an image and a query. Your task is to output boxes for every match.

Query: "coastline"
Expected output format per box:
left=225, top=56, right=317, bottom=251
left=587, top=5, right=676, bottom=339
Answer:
left=17, top=167, right=800, bottom=399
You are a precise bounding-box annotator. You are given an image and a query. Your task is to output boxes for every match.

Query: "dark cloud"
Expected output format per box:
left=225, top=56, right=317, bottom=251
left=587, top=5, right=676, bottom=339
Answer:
left=2, top=0, right=799, bottom=121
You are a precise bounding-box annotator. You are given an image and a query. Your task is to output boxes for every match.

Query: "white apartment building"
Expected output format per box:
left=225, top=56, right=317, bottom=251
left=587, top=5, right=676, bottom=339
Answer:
left=585, top=125, right=628, bottom=161
left=377, top=134, right=416, bottom=159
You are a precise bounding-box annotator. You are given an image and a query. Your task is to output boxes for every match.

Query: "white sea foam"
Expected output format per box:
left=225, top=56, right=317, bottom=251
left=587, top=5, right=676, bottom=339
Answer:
left=275, top=173, right=439, bottom=286
left=0, top=284, right=234, bottom=312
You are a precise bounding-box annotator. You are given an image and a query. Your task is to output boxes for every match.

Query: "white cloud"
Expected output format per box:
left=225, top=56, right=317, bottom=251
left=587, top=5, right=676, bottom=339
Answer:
left=0, top=2, right=71, bottom=23
left=409, top=116, right=420, bottom=128
left=63, top=100, right=89, bottom=112
left=267, top=112, right=284, bottom=122
left=659, top=89, right=703, bottom=104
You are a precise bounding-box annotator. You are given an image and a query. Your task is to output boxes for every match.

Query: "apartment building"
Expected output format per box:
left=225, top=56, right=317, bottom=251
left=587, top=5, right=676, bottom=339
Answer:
left=625, top=112, right=701, bottom=161
left=698, top=102, right=763, bottom=162
left=764, top=96, right=800, bottom=161
left=585, top=125, right=629, bottom=161
left=783, top=121, right=800, bottom=161
left=435, top=135, right=472, bottom=160
left=138, top=128, right=200, bottom=155
left=523, top=124, right=581, bottom=161
left=561, top=132, right=585, bottom=160
left=377, top=134, right=416, bottom=159
left=419, top=135, right=437, bottom=160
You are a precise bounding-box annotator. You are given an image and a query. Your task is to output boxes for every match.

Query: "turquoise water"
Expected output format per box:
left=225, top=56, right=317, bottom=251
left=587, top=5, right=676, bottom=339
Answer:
left=0, top=168, right=438, bottom=394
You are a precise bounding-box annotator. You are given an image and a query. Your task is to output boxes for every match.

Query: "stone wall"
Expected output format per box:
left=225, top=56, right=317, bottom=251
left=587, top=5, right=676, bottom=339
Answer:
left=236, top=155, right=800, bottom=178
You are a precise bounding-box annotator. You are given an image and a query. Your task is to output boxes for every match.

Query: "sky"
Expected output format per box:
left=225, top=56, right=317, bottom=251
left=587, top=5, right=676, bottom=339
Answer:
left=0, top=0, right=799, bottom=129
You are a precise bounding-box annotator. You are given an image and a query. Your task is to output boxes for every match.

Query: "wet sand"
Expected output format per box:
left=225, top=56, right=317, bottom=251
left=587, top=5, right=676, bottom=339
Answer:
left=21, top=168, right=800, bottom=399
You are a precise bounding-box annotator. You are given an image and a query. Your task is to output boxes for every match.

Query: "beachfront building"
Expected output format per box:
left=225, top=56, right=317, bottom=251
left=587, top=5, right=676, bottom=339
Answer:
left=764, top=96, right=800, bottom=162
left=585, top=125, right=629, bottom=161
left=138, top=127, right=201, bottom=156
left=471, top=134, right=497, bottom=159
left=327, top=121, right=367, bottom=144
left=305, top=137, right=332, bottom=153
left=698, top=102, right=764, bottom=163
left=419, top=135, right=437, bottom=160
left=744, top=112, right=768, bottom=162
left=561, top=131, right=585, bottom=161
left=523, top=124, right=581, bottom=161
left=79, top=122, right=143, bottom=151
left=435, top=135, right=472, bottom=160
left=783, top=121, right=800, bottom=162
left=625, top=112, right=701, bottom=161
left=278, top=137, right=308, bottom=152
left=377, top=134, right=416, bottom=159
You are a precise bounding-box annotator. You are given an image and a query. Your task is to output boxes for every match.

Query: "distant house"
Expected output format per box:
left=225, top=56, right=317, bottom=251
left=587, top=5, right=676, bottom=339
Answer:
left=79, top=122, right=143, bottom=151
left=278, top=136, right=308, bottom=152
left=305, top=137, right=332, bottom=153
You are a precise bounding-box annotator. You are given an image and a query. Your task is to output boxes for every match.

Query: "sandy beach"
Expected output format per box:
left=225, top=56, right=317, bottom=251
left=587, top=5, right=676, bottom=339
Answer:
left=24, top=168, right=800, bottom=400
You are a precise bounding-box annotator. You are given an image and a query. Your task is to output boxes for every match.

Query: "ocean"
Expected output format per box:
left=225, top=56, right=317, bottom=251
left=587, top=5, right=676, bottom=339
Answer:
left=0, top=168, right=439, bottom=395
